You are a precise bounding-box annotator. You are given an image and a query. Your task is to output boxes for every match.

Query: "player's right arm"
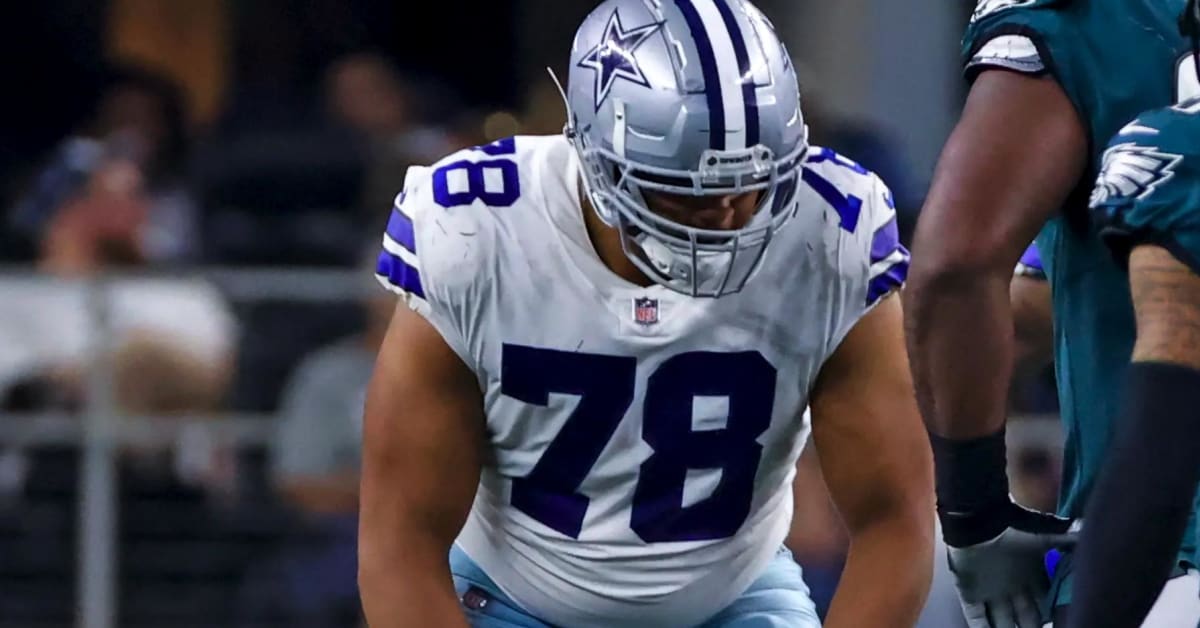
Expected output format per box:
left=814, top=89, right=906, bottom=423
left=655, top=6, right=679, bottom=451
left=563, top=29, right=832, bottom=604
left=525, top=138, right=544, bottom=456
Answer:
left=904, top=70, right=1086, bottom=627
left=359, top=170, right=488, bottom=627
left=358, top=302, right=483, bottom=628
left=1066, top=103, right=1200, bottom=627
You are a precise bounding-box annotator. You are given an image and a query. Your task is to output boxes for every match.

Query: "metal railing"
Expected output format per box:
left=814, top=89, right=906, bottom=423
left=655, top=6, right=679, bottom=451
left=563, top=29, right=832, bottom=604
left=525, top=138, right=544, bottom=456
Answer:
left=0, top=267, right=370, bottom=628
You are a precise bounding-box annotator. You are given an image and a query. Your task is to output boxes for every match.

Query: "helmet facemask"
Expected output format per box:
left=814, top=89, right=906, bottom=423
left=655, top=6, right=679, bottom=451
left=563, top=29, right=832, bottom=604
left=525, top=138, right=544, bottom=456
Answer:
left=573, top=117, right=807, bottom=298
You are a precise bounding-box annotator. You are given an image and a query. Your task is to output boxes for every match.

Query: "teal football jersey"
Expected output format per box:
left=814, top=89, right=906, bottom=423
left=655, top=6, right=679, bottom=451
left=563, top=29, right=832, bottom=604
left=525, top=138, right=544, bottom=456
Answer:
left=1092, top=100, right=1200, bottom=273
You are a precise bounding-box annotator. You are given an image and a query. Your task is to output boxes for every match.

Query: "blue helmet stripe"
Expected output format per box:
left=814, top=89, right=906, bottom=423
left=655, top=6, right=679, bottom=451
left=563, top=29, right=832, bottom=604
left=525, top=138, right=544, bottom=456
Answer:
left=674, top=0, right=726, bottom=149
left=713, top=0, right=759, bottom=147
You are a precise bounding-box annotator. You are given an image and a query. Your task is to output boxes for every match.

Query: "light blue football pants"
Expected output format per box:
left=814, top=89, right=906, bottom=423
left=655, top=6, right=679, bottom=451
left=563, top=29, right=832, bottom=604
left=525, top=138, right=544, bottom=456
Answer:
left=449, top=544, right=822, bottom=627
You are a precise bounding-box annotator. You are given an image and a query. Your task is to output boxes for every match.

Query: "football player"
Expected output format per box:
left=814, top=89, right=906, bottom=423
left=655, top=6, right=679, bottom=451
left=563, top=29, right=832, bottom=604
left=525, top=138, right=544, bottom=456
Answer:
left=358, top=0, right=934, bottom=626
left=905, top=0, right=1200, bottom=626
left=1067, top=83, right=1200, bottom=628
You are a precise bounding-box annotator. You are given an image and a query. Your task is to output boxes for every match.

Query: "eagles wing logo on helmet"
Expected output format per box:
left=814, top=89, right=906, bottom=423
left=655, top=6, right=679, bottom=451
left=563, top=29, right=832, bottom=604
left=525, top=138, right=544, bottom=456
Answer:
left=576, top=10, right=664, bottom=112
left=971, top=0, right=1037, bottom=24
left=1090, top=142, right=1184, bottom=207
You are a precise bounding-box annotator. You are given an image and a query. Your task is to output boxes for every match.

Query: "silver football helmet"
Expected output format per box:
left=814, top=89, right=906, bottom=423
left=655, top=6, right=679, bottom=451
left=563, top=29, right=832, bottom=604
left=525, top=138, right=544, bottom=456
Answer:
left=565, top=0, right=808, bottom=297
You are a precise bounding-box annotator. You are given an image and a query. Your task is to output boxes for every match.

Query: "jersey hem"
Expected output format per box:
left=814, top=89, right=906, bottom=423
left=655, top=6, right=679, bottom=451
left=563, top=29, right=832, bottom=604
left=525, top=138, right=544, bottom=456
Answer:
left=1099, top=222, right=1200, bottom=277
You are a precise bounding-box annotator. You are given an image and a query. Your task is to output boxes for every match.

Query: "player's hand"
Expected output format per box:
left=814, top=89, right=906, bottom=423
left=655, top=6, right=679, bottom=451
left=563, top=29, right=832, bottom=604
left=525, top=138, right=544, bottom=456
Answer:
left=942, top=500, right=1078, bottom=628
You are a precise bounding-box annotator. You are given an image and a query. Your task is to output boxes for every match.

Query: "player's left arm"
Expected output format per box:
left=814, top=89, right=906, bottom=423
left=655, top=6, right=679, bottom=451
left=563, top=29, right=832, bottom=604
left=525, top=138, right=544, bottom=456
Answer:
left=1067, top=244, right=1200, bottom=627
left=810, top=293, right=936, bottom=628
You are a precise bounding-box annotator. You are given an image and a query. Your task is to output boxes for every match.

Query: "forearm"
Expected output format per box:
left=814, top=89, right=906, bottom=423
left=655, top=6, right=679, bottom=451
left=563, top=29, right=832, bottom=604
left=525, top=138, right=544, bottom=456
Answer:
left=907, top=271, right=1017, bottom=540
left=359, top=551, right=468, bottom=628
left=1067, top=363, right=1200, bottom=628
left=824, top=514, right=933, bottom=628
left=905, top=270, right=1014, bottom=439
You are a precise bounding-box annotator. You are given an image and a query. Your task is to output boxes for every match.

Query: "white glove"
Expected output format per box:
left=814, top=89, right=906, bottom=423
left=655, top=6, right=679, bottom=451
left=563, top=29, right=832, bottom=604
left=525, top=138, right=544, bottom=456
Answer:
left=943, top=501, right=1079, bottom=628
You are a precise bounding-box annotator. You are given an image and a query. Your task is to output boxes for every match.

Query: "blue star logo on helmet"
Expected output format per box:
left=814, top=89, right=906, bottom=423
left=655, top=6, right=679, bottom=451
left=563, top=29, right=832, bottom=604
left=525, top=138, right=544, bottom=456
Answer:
left=577, top=10, right=663, bottom=112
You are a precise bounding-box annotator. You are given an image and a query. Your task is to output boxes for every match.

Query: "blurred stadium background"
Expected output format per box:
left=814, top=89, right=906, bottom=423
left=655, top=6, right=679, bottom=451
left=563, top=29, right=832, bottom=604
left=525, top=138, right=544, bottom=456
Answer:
left=0, top=1, right=1061, bottom=627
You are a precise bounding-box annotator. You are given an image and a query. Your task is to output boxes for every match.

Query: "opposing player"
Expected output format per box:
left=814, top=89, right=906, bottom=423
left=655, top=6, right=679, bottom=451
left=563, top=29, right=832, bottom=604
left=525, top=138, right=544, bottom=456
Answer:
left=358, top=1, right=934, bottom=626
left=904, top=0, right=1200, bottom=626
left=1068, top=92, right=1200, bottom=626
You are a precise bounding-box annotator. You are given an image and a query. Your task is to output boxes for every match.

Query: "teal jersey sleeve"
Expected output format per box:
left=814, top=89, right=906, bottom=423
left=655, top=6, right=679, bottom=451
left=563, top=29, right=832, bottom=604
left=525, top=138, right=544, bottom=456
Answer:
left=962, top=0, right=1187, bottom=170
left=963, top=0, right=1066, bottom=79
left=1091, top=101, right=1200, bottom=273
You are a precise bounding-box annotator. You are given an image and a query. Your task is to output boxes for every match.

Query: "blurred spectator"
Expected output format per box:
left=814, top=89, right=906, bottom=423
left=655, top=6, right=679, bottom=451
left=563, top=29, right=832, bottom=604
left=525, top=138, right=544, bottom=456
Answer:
left=269, top=286, right=387, bottom=515
left=0, top=241, right=242, bottom=627
left=0, top=277, right=235, bottom=417
left=106, top=0, right=230, bottom=125
left=195, top=51, right=367, bottom=267
left=9, top=64, right=199, bottom=266
left=0, top=64, right=239, bottom=500
left=236, top=262, right=389, bottom=628
left=325, top=52, right=460, bottom=217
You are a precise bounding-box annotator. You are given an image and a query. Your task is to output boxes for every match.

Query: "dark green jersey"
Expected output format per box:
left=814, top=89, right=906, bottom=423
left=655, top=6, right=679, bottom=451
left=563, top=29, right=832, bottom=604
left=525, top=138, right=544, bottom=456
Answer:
left=962, top=0, right=1198, bottom=594
left=1092, top=100, right=1200, bottom=273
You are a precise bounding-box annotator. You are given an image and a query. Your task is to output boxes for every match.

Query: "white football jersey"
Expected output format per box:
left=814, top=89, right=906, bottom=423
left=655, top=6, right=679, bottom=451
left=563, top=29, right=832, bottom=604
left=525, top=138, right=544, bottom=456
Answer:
left=375, top=135, right=907, bottom=627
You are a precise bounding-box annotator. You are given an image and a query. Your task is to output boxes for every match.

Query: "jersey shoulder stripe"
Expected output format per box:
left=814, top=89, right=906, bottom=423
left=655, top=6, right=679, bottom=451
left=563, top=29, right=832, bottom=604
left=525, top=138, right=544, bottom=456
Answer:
left=376, top=190, right=428, bottom=301
left=866, top=189, right=909, bottom=306
left=800, top=147, right=909, bottom=307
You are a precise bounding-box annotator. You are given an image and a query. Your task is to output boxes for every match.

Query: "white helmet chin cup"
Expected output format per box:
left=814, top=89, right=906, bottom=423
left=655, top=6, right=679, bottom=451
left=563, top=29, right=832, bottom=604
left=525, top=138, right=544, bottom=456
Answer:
left=635, top=233, right=680, bottom=277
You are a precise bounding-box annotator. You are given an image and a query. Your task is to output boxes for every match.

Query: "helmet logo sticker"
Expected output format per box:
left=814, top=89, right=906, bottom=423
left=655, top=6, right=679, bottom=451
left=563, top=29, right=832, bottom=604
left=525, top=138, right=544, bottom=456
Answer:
left=577, top=9, right=664, bottom=112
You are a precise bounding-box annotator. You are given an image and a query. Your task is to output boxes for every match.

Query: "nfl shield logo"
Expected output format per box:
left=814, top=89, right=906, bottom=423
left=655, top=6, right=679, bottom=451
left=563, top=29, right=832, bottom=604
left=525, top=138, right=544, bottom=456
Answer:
left=633, top=297, right=659, bottom=326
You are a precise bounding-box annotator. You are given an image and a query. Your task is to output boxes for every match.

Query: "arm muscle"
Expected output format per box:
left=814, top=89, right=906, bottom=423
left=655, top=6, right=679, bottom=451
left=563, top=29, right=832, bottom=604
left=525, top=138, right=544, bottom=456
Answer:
left=358, top=304, right=485, bottom=628
left=811, top=296, right=935, bottom=628
left=905, top=70, right=1086, bottom=439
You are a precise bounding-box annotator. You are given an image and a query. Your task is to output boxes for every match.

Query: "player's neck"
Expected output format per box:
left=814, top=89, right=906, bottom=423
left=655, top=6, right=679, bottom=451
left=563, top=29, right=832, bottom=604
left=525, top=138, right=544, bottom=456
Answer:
left=578, top=185, right=655, bottom=288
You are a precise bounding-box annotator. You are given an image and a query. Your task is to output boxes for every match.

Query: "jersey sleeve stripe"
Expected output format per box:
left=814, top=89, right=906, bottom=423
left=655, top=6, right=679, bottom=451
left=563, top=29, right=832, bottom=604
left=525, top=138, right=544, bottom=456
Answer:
left=801, top=168, right=861, bottom=232
left=382, top=233, right=420, bottom=269
left=867, top=254, right=909, bottom=305
left=869, top=216, right=901, bottom=264
left=867, top=242, right=910, bottom=305
left=385, top=206, right=417, bottom=254
left=869, top=248, right=909, bottom=277
left=375, top=249, right=425, bottom=298
left=967, top=34, right=1046, bottom=75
